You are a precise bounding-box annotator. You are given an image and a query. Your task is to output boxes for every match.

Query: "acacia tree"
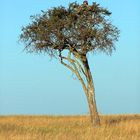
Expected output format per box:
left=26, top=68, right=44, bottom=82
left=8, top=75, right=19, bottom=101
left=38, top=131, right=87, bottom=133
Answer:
left=20, top=1, right=119, bottom=126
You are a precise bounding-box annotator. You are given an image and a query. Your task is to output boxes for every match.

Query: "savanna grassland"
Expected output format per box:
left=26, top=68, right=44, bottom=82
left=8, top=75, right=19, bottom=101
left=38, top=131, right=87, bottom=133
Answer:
left=0, top=114, right=139, bottom=140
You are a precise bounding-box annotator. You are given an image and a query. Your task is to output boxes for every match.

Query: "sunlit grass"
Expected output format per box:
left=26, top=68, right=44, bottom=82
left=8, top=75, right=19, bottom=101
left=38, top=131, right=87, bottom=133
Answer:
left=0, top=114, right=140, bottom=140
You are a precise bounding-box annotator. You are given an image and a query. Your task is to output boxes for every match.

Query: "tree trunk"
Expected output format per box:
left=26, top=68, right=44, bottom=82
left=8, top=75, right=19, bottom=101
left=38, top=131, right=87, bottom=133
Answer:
left=81, top=55, right=100, bottom=127
left=61, top=52, right=100, bottom=127
left=87, top=83, right=100, bottom=126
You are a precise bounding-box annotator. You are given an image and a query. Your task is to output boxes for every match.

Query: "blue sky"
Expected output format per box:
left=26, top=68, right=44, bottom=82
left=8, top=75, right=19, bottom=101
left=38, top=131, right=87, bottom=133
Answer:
left=0, top=0, right=140, bottom=115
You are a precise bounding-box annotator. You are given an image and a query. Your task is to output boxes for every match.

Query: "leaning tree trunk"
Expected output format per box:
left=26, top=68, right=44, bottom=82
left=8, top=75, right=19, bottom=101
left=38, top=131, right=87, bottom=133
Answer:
left=87, top=83, right=100, bottom=126
left=82, top=56, right=100, bottom=127
left=60, top=51, right=100, bottom=127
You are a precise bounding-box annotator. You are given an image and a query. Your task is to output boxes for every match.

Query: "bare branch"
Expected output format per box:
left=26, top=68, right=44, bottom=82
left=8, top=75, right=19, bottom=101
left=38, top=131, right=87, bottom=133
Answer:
left=74, top=57, right=87, bottom=77
left=60, top=60, right=75, bottom=74
left=61, top=51, right=87, bottom=78
left=60, top=53, right=88, bottom=96
left=67, top=53, right=87, bottom=95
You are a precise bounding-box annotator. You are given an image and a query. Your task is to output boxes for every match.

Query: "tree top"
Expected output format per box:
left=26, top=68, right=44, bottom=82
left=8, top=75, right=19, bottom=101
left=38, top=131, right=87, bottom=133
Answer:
left=20, top=1, right=119, bottom=58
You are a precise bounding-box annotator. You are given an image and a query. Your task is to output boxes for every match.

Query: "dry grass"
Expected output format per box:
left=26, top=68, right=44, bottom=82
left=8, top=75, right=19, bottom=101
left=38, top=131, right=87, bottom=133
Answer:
left=0, top=114, right=140, bottom=140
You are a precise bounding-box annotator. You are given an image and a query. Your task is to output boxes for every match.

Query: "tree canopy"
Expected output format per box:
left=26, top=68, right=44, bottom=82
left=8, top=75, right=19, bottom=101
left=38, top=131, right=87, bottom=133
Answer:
left=20, top=2, right=119, bottom=58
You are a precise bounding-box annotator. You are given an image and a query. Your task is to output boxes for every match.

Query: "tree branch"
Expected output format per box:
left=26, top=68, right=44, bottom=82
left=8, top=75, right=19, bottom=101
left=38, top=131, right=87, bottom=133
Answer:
left=73, top=57, right=87, bottom=77
left=60, top=51, right=87, bottom=78
left=60, top=60, right=76, bottom=74
left=60, top=53, right=88, bottom=96
left=65, top=53, right=88, bottom=95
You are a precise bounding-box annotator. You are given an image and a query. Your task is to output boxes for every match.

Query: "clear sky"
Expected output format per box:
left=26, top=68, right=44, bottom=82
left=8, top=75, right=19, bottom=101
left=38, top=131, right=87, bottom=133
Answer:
left=0, top=0, right=140, bottom=115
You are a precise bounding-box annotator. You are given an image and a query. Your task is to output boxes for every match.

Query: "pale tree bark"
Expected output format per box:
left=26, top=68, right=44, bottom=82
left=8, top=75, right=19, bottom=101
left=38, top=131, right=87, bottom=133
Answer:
left=87, top=84, right=100, bottom=126
left=60, top=51, right=100, bottom=127
left=81, top=56, right=100, bottom=126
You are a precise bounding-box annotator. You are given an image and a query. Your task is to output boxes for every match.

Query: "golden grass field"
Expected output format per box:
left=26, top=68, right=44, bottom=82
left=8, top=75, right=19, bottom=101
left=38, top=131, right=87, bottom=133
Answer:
left=0, top=114, right=139, bottom=140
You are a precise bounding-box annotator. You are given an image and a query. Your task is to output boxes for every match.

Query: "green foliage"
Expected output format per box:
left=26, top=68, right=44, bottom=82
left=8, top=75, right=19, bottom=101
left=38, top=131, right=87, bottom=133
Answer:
left=20, top=2, right=119, bottom=57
